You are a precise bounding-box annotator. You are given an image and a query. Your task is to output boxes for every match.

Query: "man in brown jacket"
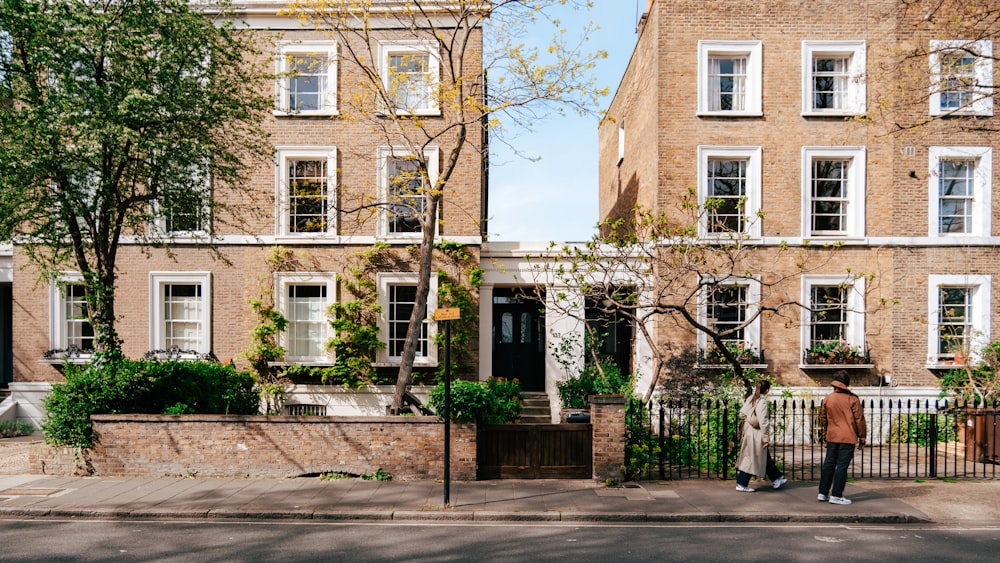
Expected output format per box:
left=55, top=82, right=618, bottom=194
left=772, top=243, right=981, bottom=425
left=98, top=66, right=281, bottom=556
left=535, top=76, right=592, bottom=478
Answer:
left=818, top=370, right=867, bottom=505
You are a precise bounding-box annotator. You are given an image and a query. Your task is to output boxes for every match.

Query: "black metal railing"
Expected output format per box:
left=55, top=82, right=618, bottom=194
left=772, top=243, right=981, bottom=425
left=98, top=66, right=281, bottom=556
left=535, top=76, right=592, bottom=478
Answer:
left=628, top=396, right=1000, bottom=481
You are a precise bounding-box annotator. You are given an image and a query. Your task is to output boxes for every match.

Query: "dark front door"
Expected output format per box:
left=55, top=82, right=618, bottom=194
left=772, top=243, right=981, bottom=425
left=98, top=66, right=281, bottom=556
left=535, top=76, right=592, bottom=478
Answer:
left=0, top=283, right=10, bottom=387
left=492, top=288, right=545, bottom=391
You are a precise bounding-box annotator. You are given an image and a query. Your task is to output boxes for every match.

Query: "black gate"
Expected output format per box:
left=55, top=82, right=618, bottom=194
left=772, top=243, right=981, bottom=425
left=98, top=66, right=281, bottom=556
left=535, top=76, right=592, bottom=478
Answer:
left=477, top=424, right=592, bottom=479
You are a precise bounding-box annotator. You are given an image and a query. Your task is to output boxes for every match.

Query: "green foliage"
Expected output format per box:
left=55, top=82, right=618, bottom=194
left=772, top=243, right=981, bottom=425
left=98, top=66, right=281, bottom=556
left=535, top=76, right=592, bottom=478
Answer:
left=0, top=0, right=271, bottom=353
left=427, top=377, right=523, bottom=424
left=554, top=332, right=633, bottom=408
left=42, top=359, right=259, bottom=448
left=888, top=413, right=958, bottom=445
left=0, top=420, right=36, bottom=438
left=805, top=341, right=866, bottom=364
left=940, top=340, right=1000, bottom=404
left=361, top=468, right=393, bottom=481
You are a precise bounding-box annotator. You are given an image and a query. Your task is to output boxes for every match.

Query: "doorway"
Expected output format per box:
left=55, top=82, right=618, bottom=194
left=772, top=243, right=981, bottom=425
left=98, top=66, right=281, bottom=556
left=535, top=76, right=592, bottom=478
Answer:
left=0, top=283, right=11, bottom=387
left=492, top=288, right=545, bottom=392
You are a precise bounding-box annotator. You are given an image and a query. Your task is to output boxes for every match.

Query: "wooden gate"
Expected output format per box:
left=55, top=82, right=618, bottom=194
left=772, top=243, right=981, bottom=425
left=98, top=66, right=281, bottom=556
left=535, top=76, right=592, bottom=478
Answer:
left=477, top=424, right=592, bottom=479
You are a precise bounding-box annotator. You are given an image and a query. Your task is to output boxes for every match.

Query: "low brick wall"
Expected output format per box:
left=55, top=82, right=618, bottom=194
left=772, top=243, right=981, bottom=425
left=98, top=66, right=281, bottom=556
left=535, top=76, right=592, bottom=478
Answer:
left=32, top=415, right=476, bottom=481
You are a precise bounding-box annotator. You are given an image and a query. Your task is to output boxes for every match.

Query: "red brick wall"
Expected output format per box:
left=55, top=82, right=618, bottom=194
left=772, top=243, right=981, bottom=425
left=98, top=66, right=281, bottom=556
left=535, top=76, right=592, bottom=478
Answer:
left=590, top=395, right=626, bottom=481
left=33, top=415, right=476, bottom=481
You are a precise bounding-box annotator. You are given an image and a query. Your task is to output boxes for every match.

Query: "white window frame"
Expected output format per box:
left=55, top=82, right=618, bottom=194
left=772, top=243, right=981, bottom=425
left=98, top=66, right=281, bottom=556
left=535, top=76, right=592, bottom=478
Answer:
left=377, top=146, right=439, bottom=239
left=697, top=40, right=763, bottom=116
left=154, top=166, right=211, bottom=236
left=149, top=272, right=212, bottom=355
left=275, top=40, right=338, bottom=116
left=801, top=275, right=866, bottom=356
left=48, top=272, right=94, bottom=360
left=928, top=146, right=992, bottom=237
left=376, top=272, right=438, bottom=366
left=697, top=146, right=762, bottom=238
left=697, top=278, right=762, bottom=356
left=378, top=40, right=440, bottom=116
left=801, top=40, right=867, bottom=116
left=927, top=274, right=991, bottom=365
left=801, top=146, right=866, bottom=238
left=275, top=146, right=338, bottom=237
left=929, top=39, right=993, bottom=117
left=276, top=273, right=336, bottom=364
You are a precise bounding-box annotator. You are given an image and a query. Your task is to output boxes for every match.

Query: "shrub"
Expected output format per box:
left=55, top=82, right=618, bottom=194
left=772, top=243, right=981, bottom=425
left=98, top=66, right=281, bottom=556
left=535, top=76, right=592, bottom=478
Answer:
left=0, top=419, right=36, bottom=438
left=557, top=360, right=632, bottom=409
left=42, top=358, right=259, bottom=448
left=427, top=377, right=522, bottom=424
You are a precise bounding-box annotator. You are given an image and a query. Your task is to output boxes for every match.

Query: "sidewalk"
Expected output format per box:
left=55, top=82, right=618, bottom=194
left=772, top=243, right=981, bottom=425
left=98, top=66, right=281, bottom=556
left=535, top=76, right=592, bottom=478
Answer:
left=3, top=473, right=998, bottom=525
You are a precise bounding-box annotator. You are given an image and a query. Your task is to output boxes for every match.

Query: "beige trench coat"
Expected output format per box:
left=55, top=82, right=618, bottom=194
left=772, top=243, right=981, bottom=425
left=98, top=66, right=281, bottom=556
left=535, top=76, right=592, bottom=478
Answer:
left=736, top=395, right=770, bottom=477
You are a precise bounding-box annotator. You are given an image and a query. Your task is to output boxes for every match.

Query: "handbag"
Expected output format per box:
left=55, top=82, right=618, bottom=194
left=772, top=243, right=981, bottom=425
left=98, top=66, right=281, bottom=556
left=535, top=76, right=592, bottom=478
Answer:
left=747, top=405, right=761, bottom=430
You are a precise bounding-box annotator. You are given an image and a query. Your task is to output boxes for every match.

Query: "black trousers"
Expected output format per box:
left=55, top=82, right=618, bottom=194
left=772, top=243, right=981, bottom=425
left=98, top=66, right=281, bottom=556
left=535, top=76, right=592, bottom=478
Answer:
left=736, top=450, right=782, bottom=487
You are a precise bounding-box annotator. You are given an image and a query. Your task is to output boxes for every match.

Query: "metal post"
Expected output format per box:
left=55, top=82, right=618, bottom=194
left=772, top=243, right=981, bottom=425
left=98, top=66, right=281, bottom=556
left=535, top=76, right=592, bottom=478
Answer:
left=443, top=319, right=451, bottom=506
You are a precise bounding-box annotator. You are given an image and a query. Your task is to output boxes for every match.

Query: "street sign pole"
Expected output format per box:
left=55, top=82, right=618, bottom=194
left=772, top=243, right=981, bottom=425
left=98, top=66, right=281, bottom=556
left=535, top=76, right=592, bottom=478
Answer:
left=443, top=318, right=451, bottom=506
left=434, top=307, right=459, bottom=507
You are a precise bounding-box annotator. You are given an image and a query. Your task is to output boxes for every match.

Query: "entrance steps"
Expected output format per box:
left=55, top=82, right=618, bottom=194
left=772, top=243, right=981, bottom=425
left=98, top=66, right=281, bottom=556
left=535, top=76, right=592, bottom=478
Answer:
left=520, top=392, right=553, bottom=424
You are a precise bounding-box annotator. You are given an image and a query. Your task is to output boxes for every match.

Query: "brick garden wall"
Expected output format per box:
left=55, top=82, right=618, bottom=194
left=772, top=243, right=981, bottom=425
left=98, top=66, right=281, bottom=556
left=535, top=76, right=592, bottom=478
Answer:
left=591, top=395, right=627, bottom=481
left=32, top=415, right=477, bottom=481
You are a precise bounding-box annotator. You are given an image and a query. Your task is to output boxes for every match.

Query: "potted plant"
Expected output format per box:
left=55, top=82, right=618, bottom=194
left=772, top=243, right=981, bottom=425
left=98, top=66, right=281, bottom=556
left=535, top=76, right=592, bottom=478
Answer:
left=805, top=340, right=867, bottom=365
left=701, top=342, right=760, bottom=365
left=940, top=340, right=1000, bottom=464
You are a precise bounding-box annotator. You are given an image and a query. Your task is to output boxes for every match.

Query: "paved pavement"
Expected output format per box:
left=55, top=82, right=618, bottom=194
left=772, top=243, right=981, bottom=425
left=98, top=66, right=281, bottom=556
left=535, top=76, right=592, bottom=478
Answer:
left=2, top=472, right=999, bottom=525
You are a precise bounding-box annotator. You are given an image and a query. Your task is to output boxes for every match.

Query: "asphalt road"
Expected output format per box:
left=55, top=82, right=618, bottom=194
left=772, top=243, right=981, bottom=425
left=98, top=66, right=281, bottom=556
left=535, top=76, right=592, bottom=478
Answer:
left=2, top=520, right=999, bottom=562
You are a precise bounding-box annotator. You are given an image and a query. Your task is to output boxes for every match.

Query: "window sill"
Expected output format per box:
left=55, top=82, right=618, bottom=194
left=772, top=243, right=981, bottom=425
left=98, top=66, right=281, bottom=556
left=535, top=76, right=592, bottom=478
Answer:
left=799, top=363, right=874, bottom=370
left=371, top=361, right=439, bottom=368
left=697, top=363, right=768, bottom=370
left=38, top=357, right=93, bottom=366
left=926, top=362, right=968, bottom=371
left=272, top=110, right=340, bottom=118
left=801, top=110, right=864, bottom=118
left=269, top=361, right=334, bottom=367
left=697, top=111, right=763, bottom=118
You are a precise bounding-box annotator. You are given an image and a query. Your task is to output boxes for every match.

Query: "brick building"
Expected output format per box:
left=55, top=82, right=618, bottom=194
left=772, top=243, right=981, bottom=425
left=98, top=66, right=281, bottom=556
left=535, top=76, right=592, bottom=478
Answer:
left=598, top=0, right=999, bottom=391
left=0, top=1, right=487, bottom=424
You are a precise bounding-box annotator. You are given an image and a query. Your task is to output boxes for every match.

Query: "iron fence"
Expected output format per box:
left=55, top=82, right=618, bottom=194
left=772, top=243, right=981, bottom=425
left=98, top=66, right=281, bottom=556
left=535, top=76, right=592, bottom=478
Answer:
left=629, top=396, right=1000, bottom=480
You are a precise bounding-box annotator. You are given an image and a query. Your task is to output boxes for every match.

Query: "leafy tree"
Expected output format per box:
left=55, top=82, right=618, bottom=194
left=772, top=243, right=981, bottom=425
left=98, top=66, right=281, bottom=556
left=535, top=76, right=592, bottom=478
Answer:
left=531, top=197, right=884, bottom=402
left=287, top=0, right=607, bottom=413
left=0, top=0, right=271, bottom=353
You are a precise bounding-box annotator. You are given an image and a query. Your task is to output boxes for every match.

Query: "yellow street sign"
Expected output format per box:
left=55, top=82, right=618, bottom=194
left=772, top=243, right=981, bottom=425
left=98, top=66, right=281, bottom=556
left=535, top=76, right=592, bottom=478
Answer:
left=435, top=307, right=461, bottom=321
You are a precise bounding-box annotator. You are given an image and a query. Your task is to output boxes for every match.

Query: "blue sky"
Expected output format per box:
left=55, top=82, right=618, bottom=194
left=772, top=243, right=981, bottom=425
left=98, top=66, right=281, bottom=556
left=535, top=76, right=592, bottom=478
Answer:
left=486, top=3, right=641, bottom=242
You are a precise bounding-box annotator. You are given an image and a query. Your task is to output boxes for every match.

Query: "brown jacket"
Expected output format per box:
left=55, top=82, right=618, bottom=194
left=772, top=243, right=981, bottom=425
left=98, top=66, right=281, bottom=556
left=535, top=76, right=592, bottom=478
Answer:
left=820, top=381, right=867, bottom=445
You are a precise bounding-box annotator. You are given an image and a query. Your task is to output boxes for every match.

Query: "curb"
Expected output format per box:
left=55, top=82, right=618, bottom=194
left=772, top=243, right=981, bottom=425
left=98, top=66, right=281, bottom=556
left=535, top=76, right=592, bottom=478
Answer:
left=0, top=506, right=932, bottom=524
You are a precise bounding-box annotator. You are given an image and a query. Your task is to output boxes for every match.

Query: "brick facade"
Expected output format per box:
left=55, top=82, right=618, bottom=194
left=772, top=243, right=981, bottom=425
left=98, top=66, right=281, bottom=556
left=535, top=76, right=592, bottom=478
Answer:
left=590, top=395, right=626, bottom=481
left=599, top=0, right=1000, bottom=389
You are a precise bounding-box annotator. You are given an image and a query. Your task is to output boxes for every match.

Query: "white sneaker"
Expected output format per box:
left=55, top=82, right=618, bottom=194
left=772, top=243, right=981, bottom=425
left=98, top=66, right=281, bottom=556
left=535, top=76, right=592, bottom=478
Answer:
left=735, top=484, right=756, bottom=492
left=772, top=476, right=787, bottom=489
left=829, top=496, right=852, bottom=505
left=817, top=493, right=829, bottom=502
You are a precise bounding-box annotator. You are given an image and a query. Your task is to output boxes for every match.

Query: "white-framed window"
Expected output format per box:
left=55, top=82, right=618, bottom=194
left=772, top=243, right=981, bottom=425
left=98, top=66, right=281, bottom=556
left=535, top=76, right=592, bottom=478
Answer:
left=697, top=146, right=762, bottom=237
left=929, top=40, right=993, bottom=116
left=379, top=41, right=440, bottom=115
left=275, top=41, right=338, bottom=115
left=276, top=273, right=336, bottom=363
left=48, top=273, right=95, bottom=358
left=376, top=272, right=438, bottom=366
left=697, top=40, right=762, bottom=116
left=698, top=278, right=762, bottom=355
left=150, top=272, right=211, bottom=354
left=801, top=275, right=866, bottom=355
left=1, top=30, right=11, bottom=86
left=275, top=147, right=337, bottom=237
left=927, top=275, right=991, bottom=364
left=802, top=146, right=866, bottom=238
left=156, top=165, right=211, bottom=235
left=378, top=146, right=438, bottom=238
left=801, top=41, right=866, bottom=115
left=928, top=146, right=992, bottom=237
left=617, top=120, right=626, bottom=166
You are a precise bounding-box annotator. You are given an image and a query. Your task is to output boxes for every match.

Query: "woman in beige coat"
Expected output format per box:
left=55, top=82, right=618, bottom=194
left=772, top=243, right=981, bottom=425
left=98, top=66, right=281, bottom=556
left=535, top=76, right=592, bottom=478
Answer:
left=735, top=380, right=787, bottom=492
